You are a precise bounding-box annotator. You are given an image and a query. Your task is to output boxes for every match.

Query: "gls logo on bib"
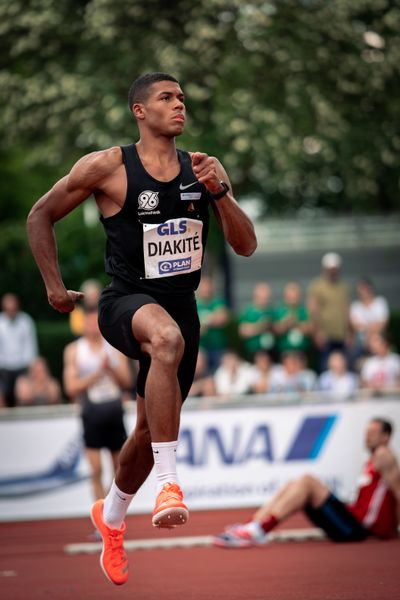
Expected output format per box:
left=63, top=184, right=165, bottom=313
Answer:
left=138, top=190, right=160, bottom=216
left=143, top=218, right=203, bottom=279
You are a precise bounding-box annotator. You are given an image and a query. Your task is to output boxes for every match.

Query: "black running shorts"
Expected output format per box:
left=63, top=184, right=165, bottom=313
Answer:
left=81, top=398, right=127, bottom=451
left=98, top=278, right=200, bottom=400
left=305, top=494, right=369, bottom=542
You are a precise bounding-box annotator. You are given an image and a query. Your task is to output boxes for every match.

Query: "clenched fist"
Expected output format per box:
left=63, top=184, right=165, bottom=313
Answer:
left=191, top=152, right=225, bottom=195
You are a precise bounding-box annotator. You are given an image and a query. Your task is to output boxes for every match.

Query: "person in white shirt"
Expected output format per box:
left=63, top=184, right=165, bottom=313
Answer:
left=350, top=278, right=389, bottom=361
left=268, top=351, right=316, bottom=394
left=0, top=293, right=38, bottom=407
left=214, top=350, right=256, bottom=398
left=361, top=333, right=400, bottom=394
left=250, top=350, right=275, bottom=394
left=318, top=351, right=359, bottom=400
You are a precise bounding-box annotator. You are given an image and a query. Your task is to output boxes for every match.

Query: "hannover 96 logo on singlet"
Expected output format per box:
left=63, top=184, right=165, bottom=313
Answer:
left=138, top=190, right=161, bottom=216
left=143, top=218, right=203, bottom=279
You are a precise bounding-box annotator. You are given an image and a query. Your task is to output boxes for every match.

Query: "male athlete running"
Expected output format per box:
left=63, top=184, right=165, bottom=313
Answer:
left=27, top=72, right=257, bottom=585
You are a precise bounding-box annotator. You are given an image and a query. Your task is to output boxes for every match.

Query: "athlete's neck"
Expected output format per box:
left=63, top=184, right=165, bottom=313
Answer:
left=136, top=138, right=180, bottom=182
left=86, top=335, right=103, bottom=349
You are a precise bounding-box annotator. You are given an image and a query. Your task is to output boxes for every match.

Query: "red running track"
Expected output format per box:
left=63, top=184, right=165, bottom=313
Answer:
left=1, top=508, right=399, bottom=600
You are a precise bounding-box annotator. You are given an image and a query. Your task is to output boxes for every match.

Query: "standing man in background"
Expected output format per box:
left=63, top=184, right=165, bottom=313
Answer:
left=69, top=279, right=103, bottom=337
left=27, top=72, right=257, bottom=585
left=196, top=275, right=229, bottom=373
left=0, top=293, right=38, bottom=407
left=238, top=282, right=275, bottom=360
left=308, top=252, right=350, bottom=371
left=63, top=307, right=132, bottom=505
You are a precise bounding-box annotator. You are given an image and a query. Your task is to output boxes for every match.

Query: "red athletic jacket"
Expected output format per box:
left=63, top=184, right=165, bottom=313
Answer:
left=348, top=458, right=398, bottom=538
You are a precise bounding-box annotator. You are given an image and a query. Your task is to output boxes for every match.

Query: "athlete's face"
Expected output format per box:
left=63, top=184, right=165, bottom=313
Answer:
left=134, top=81, right=186, bottom=137
left=365, top=420, right=389, bottom=452
left=83, top=310, right=101, bottom=339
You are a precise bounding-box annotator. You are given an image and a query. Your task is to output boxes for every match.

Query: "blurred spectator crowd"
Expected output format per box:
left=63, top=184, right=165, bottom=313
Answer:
left=1, top=252, right=400, bottom=409
left=192, top=252, right=400, bottom=402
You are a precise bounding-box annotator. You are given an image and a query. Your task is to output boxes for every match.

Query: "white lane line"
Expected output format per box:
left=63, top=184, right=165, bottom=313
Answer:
left=64, top=528, right=325, bottom=555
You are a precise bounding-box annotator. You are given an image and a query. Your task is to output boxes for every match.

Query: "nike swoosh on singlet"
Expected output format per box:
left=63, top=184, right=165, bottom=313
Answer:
left=179, top=181, right=198, bottom=190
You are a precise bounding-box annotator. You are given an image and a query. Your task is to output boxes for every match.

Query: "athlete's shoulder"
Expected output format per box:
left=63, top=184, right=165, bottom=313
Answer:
left=68, top=146, right=123, bottom=191
left=373, top=445, right=397, bottom=470
left=63, top=338, right=79, bottom=359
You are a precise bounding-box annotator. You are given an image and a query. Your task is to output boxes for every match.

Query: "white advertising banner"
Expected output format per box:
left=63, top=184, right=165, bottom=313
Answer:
left=0, top=400, right=399, bottom=521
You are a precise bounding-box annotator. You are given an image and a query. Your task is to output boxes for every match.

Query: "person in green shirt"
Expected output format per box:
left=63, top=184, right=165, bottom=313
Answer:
left=273, top=282, right=312, bottom=357
left=196, top=276, right=229, bottom=372
left=238, top=283, right=275, bottom=359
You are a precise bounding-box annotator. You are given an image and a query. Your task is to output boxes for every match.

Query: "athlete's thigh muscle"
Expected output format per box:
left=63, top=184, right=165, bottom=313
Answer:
left=98, top=288, right=158, bottom=358
left=136, top=295, right=200, bottom=400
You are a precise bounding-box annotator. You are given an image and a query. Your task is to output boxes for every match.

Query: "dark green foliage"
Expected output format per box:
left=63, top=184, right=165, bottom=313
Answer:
left=1, top=0, right=399, bottom=344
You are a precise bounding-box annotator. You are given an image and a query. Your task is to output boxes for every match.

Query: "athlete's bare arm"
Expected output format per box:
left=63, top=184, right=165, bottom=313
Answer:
left=63, top=343, right=103, bottom=398
left=374, top=446, right=400, bottom=528
left=27, top=147, right=124, bottom=313
left=103, top=352, right=133, bottom=391
left=63, top=343, right=132, bottom=398
left=191, top=152, right=257, bottom=257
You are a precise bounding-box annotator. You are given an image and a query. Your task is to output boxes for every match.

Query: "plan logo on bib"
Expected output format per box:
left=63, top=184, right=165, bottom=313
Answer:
left=142, top=218, right=203, bottom=279
left=138, top=190, right=161, bottom=216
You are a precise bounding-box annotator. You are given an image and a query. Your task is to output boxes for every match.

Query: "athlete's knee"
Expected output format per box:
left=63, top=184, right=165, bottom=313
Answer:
left=150, top=325, right=185, bottom=365
left=300, top=473, right=315, bottom=485
left=300, top=473, right=320, bottom=491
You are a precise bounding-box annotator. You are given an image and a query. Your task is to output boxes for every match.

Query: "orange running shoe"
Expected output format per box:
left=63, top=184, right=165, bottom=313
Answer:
left=152, top=482, right=189, bottom=528
left=90, top=499, right=129, bottom=585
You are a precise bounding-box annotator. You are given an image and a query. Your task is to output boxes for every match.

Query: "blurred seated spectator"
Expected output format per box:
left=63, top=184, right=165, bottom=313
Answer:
left=188, top=349, right=216, bottom=398
left=196, top=276, right=229, bottom=372
left=349, top=278, right=389, bottom=366
left=15, top=357, right=62, bottom=406
left=361, top=333, right=400, bottom=395
left=308, top=252, right=350, bottom=372
left=214, top=351, right=255, bottom=397
left=273, top=282, right=312, bottom=358
left=0, top=293, right=38, bottom=407
left=269, top=351, right=316, bottom=394
left=69, top=279, right=103, bottom=337
left=250, top=350, right=274, bottom=394
left=238, top=283, right=275, bottom=359
left=318, top=351, right=359, bottom=400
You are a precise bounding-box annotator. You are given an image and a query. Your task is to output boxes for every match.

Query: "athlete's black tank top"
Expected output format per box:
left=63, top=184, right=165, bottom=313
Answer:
left=100, top=144, right=210, bottom=296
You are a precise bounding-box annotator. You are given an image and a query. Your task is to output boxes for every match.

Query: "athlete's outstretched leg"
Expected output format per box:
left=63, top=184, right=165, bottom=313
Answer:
left=214, top=475, right=331, bottom=548
left=253, top=474, right=330, bottom=523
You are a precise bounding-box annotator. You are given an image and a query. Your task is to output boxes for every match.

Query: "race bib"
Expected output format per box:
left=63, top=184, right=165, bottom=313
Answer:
left=143, top=218, right=203, bottom=279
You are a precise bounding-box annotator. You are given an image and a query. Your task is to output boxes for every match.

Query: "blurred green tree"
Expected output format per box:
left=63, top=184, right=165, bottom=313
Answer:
left=1, top=0, right=399, bottom=317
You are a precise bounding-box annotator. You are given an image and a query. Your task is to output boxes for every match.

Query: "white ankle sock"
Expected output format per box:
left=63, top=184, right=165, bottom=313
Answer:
left=103, top=480, right=135, bottom=529
left=151, top=440, right=179, bottom=494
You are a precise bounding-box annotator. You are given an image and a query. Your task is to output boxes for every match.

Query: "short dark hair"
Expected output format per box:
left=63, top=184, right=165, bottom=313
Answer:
left=371, top=418, right=393, bottom=436
left=128, top=72, right=179, bottom=111
left=358, top=277, right=374, bottom=290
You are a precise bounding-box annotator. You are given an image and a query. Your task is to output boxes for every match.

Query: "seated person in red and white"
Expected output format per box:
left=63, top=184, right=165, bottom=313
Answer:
left=214, top=418, right=399, bottom=547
